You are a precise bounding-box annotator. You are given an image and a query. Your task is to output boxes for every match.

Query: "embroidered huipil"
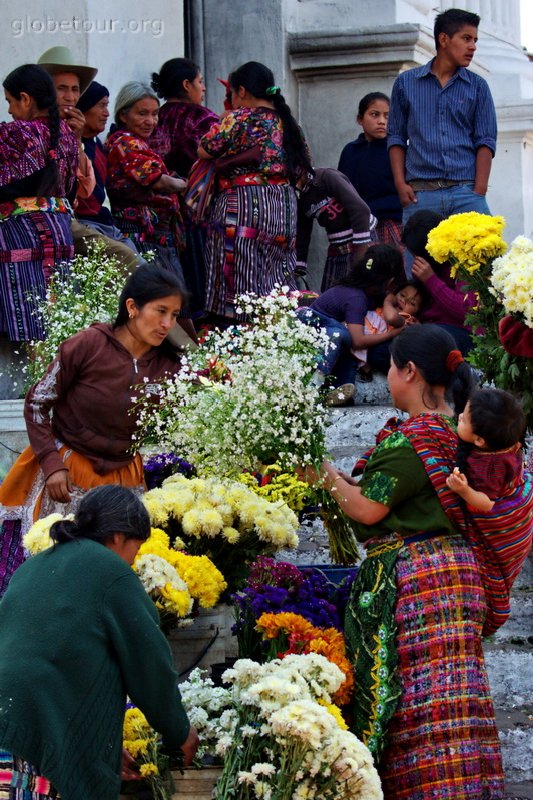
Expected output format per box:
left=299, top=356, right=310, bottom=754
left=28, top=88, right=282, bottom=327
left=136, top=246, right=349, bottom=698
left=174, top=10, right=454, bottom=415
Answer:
left=200, top=107, right=290, bottom=181
left=105, top=129, right=181, bottom=235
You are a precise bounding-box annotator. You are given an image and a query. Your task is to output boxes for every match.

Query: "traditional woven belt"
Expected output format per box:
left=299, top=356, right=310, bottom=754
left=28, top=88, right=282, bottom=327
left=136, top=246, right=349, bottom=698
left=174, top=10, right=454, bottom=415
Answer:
left=409, top=179, right=466, bottom=191
left=0, top=196, right=73, bottom=221
left=218, top=173, right=290, bottom=189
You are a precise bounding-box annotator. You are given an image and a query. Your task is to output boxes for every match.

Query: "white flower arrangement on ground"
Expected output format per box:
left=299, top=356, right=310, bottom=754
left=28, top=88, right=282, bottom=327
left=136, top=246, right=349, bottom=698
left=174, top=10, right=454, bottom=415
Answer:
left=490, top=235, right=533, bottom=328
left=142, top=474, right=299, bottom=593
left=212, top=654, right=382, bottom=800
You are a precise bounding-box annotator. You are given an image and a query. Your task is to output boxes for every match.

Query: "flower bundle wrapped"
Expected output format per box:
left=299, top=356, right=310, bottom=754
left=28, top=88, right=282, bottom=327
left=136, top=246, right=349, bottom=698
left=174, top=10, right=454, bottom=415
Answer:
left=142, top=474, right=299, bottom=593
left=256, top=611, right=354, bottom=706
left=122, top=706, right=171, bottom=800
left=134, top=289, right=361, bottom=564
left=214, top=654, right=382, bottom=800
left=134, top=527, right=226, bottom=632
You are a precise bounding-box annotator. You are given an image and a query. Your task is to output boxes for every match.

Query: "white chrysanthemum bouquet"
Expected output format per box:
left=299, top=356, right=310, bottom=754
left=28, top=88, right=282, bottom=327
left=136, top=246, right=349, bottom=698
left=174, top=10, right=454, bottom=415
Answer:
left=211, top=654, right=383, bottom=800
left=135, top=289, right=361, bottom=564
left=490, top=235, right=533, bottom=329
left=142, top=474, right=299, bottom=593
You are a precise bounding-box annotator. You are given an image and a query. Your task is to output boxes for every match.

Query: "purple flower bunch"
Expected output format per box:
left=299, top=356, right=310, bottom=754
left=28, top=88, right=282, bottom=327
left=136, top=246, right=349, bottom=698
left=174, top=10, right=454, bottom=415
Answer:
left=143, top=452, right=195, bottom=490
left=232, top=557, right=358, bottom=659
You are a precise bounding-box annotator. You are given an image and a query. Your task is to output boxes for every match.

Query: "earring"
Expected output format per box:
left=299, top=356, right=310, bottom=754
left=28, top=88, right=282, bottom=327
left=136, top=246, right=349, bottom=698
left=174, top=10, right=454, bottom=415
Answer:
left=129, top=314, right=133, bottom=320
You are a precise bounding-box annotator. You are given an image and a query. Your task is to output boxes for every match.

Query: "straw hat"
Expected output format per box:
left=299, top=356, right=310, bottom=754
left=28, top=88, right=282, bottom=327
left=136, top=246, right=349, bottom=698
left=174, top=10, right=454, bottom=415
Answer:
left=37, top=46, right=98, bottom=95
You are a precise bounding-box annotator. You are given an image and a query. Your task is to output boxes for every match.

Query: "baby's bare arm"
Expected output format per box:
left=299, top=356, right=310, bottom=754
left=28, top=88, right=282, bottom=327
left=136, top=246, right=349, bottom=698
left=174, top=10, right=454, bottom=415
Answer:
left=446, top=468, right=495, bottom=512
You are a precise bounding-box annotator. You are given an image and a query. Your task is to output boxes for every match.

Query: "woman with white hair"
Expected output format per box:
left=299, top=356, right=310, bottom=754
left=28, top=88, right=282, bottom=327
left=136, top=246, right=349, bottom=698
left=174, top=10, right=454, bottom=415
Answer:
left=105, top=81, right=187, bottom=280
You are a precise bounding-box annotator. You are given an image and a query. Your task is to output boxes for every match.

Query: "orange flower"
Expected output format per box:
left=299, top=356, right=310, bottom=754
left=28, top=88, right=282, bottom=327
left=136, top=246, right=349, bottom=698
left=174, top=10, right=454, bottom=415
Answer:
left=256, top=612, right=354, bottom=705
left=256, top=611, right=315, bottom=640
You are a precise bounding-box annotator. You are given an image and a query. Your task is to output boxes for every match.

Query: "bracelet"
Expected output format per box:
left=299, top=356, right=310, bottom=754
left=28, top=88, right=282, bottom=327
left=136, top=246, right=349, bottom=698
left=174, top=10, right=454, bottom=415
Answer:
left=329, top=475, right=343, bottom=492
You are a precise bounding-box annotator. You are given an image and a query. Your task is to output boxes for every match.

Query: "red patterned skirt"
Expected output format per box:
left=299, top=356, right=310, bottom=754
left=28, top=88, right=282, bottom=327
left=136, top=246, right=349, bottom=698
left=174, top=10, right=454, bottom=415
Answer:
left=380, top=534, right=504, bottom=799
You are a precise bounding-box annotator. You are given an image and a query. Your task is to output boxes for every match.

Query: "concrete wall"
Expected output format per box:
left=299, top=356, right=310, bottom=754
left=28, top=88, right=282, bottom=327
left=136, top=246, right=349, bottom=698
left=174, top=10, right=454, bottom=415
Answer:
left=1, top=0, right=184, bottom=123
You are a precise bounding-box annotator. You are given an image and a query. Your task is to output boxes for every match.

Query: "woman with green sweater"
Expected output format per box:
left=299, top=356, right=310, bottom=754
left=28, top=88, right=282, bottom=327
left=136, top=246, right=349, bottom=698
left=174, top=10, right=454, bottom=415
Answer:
left=0, top=485, right=198, bottom=800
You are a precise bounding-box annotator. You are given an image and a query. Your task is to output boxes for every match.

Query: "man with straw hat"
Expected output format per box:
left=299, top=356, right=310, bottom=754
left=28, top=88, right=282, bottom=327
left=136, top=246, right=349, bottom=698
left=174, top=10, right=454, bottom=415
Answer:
left=38, top=46, right=98, bottom=198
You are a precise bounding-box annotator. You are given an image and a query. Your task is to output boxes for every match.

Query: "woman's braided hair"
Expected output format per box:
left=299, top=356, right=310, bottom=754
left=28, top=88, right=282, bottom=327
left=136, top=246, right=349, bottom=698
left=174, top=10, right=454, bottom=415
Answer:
left=228, top=61, right=312, bottom=185
left=2, top=64, right=62, bottom=195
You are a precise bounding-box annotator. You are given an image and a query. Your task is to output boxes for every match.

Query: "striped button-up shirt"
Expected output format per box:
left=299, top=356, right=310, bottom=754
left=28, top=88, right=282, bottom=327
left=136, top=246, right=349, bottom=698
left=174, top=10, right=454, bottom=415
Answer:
left=387, top=60, right=497, bottom=183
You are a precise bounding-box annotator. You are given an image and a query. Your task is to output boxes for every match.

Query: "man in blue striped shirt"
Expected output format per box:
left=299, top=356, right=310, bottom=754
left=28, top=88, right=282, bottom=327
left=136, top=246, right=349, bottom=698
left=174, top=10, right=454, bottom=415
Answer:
left=388, top=8, right=497, bottom=232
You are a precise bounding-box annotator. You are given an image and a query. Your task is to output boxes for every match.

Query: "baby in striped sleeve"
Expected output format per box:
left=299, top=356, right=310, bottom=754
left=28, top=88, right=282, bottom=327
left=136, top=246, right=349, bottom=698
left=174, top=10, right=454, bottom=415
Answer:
left=447, top=388, right=526, bottom=513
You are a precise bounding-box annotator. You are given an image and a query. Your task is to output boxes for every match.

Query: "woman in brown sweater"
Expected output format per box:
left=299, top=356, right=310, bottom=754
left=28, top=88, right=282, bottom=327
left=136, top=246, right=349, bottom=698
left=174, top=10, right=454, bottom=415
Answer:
left=0, top=263, right=183, bottom=595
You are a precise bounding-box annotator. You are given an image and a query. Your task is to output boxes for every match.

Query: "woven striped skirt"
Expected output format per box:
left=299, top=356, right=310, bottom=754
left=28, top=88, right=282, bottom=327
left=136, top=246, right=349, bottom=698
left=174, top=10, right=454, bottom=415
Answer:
left=0, top=751, right=58, bottom=799
left=379, top=535, right=504, bottom=799
left=0, top=212, right=73, bottom=342
left=204, top=183, right=297, bottom=318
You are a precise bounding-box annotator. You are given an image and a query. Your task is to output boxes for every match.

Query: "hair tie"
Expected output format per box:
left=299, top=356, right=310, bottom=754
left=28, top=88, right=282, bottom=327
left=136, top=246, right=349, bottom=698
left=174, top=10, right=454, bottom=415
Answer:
left=446, top=349, right=464, bottom=373
left=48, top=149, right=57, bottom=159
left=265, top=85, right=281, bottom=96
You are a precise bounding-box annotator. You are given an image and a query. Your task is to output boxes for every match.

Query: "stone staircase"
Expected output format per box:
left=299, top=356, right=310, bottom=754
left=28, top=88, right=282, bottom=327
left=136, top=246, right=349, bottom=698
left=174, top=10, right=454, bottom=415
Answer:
left=287, top=376, right=533, bottom=800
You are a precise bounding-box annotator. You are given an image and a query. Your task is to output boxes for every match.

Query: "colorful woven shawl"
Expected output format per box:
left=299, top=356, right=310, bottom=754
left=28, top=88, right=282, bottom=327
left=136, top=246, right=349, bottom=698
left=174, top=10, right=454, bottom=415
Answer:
left=355, top=414, right=533, bottom=636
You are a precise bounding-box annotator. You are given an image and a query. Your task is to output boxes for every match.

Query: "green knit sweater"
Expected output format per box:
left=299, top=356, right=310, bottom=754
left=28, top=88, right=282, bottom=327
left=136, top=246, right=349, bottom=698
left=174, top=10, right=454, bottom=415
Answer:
left=0, top=538, right=190, bottom=800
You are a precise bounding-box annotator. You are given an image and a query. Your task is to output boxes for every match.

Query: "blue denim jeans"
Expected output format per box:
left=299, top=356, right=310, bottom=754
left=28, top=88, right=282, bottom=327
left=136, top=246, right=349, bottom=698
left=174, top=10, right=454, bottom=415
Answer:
left=402, top=183, right=491, bottom=276
left=297, top=307, right=356, bottom=386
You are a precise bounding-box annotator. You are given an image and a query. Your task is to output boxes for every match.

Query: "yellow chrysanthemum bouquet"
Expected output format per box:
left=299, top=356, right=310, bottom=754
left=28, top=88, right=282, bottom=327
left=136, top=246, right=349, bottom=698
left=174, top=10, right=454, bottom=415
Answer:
left=426, top=211, right=507, bottom=277
left=427, top=214, right=533, bottom=428
left=23, top=516, right=227, bottom=635
left=134, top=527, right=227, bottom=633
left=122, top=706, right=171, bottom=800
left=142, top=474, right=299, bottom=594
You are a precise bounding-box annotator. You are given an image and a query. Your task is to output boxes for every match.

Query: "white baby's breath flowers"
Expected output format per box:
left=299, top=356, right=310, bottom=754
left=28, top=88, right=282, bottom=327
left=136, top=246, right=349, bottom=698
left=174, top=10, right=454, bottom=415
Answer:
left=134, top=288, right=331, bottom=478
left=23, top=240, right=126, bottom=387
